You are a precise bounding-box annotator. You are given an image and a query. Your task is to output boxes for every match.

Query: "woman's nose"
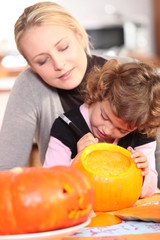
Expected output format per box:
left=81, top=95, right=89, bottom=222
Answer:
left=53, top=59, right=65, bottom=70
left=51, top=54, right=65, bottom=70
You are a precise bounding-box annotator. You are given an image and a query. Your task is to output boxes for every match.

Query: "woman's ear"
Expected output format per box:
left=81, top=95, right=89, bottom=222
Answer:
left=76, top=31, right=86, bottom=48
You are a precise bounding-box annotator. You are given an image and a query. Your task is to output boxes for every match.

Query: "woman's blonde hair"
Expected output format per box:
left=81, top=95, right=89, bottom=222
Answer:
left=85, top=59, right=160, bottom=137
left=15, top=1, right=91, bottom=56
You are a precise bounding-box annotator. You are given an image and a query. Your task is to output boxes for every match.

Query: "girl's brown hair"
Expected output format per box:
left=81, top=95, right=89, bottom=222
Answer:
left=85, top=59, right=160, bottom=137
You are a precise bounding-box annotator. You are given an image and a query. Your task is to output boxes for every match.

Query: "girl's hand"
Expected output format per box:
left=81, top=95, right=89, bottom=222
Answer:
left=127, top=146, right=149, bottom=177
left=77, top=132, right=98, bottom=153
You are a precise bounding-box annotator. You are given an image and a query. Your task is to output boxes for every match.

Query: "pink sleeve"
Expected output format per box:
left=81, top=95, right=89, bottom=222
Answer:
left=135, top=141, right=158, bottom=198
left=43, top=137, right=72, bottom=168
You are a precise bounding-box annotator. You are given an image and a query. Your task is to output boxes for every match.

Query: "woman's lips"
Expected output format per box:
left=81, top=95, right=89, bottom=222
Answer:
left=59, top=68, right=74, bottom=80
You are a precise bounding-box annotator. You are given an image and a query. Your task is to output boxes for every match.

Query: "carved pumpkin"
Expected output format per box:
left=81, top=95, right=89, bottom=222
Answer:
left=72, top=143, right=143, bottom=212
left=0, top=166, right=94, bottom=235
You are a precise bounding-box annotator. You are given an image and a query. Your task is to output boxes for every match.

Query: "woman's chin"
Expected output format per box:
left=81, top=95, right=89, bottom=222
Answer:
left=60, top=81, right=81, bottom=90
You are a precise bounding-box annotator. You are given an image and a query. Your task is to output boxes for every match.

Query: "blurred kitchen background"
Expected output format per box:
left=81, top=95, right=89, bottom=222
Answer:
left=1, top=0, right=160, bottom=72
left=0, top=0, right=160, bottom=64
left=0, top=0, right=160, bottom=172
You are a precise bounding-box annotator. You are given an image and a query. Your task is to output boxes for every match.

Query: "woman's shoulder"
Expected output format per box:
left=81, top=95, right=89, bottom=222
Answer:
left=92, top=53, right=138, bottom=64
left=14, top=67, right=54, bottom=93
left=16, top=67, right=45, bottom=85
left=9, top=67, right=61, bottom=108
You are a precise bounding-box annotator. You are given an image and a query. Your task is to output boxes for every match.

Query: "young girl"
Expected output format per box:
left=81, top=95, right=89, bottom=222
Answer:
left=44, top=59, right=160, bottom=198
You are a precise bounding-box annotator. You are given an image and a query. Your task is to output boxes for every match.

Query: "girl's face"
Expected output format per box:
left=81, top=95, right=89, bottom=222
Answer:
left=20, top=25, right=87, bottom=90
left=89, top=100, right=137, bottom=143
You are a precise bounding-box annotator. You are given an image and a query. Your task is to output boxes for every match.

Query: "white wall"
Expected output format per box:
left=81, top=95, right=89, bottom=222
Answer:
left=0, top=0, right=156, bottom=56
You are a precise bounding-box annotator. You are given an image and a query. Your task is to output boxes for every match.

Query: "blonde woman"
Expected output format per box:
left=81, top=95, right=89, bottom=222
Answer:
left=0, top=1, right=107, bottom=169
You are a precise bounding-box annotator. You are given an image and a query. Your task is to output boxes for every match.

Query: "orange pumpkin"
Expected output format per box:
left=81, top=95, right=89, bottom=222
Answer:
left=0, top=166, right=94, bottom=235
left=72, top=143, right=143, bottom=212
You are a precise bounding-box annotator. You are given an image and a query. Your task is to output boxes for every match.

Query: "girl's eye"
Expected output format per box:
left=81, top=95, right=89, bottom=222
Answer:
left=101, top=113, right=108, bottom=121
left=118, top=128, right=129, bottom=135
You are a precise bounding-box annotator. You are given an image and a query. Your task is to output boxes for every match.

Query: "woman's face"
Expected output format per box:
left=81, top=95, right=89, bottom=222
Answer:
left=20, top=24, right=87, bottom=90
left=89, top=100, right=137, bottom=143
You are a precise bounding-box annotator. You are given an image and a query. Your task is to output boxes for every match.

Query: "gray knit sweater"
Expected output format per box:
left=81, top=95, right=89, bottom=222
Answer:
left=0, top=68, right=64, bottom=169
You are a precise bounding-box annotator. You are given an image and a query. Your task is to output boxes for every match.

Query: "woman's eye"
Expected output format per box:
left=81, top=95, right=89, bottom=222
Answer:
left=38, top=58, right=49, bottom=66
left=59, top=45, right=69, bottom=52
left=38, top=61, right=46, bottom=66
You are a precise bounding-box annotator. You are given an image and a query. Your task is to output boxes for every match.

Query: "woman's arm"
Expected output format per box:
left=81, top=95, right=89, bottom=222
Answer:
left=0, top=68, right=64, bottom=170
left=0, top=69, right=39, bottom=169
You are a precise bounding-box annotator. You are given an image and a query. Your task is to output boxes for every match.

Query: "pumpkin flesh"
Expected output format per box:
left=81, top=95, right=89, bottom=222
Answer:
left=88, top=212, right=122, bottom=227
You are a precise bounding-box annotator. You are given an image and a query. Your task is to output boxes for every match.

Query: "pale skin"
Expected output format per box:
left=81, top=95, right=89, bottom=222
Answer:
left=19, top=24, right=87, bottom=90
left=77, top=101, right=149, bottom=177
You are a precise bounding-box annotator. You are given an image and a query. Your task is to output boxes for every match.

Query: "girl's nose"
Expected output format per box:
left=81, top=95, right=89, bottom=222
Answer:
left=104, top=122, right=114, bottom=135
